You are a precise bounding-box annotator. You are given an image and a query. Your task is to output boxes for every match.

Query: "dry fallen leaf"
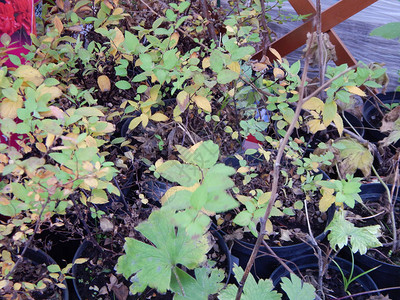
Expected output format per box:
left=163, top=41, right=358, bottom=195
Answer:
left=97, top=75, right=111, bottom=92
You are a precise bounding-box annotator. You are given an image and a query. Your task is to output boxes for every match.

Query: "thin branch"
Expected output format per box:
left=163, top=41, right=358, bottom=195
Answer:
left=5, top=197, right=51, bottom=280
left=261, top=240, right=294, bottom=275
left=199, top=0, right=218, bottom=42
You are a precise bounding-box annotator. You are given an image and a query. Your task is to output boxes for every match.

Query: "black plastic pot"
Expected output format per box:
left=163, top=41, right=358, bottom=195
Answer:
left=270, top=254, right=379, bottom=299
left=350, top=183, right=400, bottom=298
left=23, top=248, right=69, bottom=300
left=362, top=91, right=400, bottom=144
left=223, top=152, right=333, bottom=279
left=276, top=111, right=364, bottom=150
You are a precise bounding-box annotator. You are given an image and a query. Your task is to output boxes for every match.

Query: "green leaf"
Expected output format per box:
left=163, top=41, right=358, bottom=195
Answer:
left=210, top=50, right=224, bottom=73
left=163, top=49, right=178, bottom=70
left=326, top=210, right=382, bottom=255
left=116, top=209, right=209, bottom=294
left=176, top=140, right=219, bottom=169
left=217, top=69, right=239, bottom=84
left=123, top=31, right=140, bottom=53
left=115, top=80, right=131, bottom=90
left=156, top=160, right=201, bottom=187
left=2, top=87, right=18, bottom=101
left=47, top=264, right=61, bottom=273
left=219, top=265, right=281, bottom=300
left=280, top=273, right=315, bottom=300
left=370, top=22, right=400, bottom=39
left=230, top=46, right=255, bottom=61
left=233, top=211, right=252, bottom=226
left=171, top=267, right=224, bottom=299
left=139, top=53, right=153, bottom=71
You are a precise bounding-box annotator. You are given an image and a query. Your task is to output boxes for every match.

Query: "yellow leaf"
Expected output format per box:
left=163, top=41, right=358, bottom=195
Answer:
left=0, top=96, right=23, bottom=118
left=110, top=28, right=124, bottom=56
left=273, top=68, right=285, bottom=79
left=258, top=192, right=272, bottom=206
left=53, top=15, right=64, bottom=34
left=13, top=282, right=21, bottom=291
left=149, top=112, right=169, bottom=122
left=227, top=61, right=240, bottom=74
left=236, top=195, right=252, bottom=205
left=56, top=283, right=67, bottom=289
left=193, top=95, right=212, bottom=113
left=84, top=178, right=98, bottom=188
left=128, top=117, right=142, bottom=130
left=307, top=119, right=326, bottom=134
left=269, top=47, right=282, bottom=62
left=333, top=113, right=344, bottom=136
left=319, top=187, right=335, bottom=212
left=89, top=195, right=108, bottom=204
left=149, top=85, right=160, bottom=102
left=97, top=75, right=111, bottom=92
left=265, top=219, right=273, bottom=234
left=14, top=65, right=44, bottom=86
left=346, top=86, right=366, bottom=97
left=177, top=91, right=189, bottom=112
left=37, top=86, right=63, bottom=101
left=302, top=97, right=324, bottom=112
left=202, top=57, right=210, bottom=69
left=160, top=183, right=200, bottom=205
left=140, top=113, right=149, bottom=128
left=36, top=143, right=47, bottom=153
left=252, top=62, right=268, bottom=72
left=237, top=166, right=249, bottom=173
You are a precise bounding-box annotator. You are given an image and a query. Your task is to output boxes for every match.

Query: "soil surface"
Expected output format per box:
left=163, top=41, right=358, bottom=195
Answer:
left=220, top=152, right=329, bottom=247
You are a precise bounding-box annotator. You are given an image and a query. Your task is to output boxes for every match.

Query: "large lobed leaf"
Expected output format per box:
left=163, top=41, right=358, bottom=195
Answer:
left=218, top=265, right=281, bottom=300
left=116, top=209, right=210, bottom=294
left=326, top=210, right=382, bottom=255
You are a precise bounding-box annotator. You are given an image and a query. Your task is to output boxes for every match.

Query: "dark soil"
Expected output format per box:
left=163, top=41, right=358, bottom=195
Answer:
left=220, top=152, right=329, bottom=247
left=9, top=253, right=65, bottom=300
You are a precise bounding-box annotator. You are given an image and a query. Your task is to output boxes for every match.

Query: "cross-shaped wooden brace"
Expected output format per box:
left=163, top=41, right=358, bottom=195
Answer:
left=253, top=0, right=377, bottom=66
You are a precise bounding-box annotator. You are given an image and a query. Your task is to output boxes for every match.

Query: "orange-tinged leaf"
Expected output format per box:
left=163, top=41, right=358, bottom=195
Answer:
left=346, top=86, right=366, bottom=97
left=53, top=16, right=64, bottom=34
left=149, top=112, right=169, bottom=122
left=193, top=95, right=212, bottom=112
left=169, top=32, right=179, bottom=48
left=97, top=75, right=111, bottom=92
left=56, top=0, right=64, bottom=10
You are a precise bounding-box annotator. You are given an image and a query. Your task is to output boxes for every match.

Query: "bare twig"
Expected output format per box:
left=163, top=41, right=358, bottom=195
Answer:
left=199, top=0, right=218, bottom=42
left=261, top=240, right=294, bottom=275
left=5, top=197, right=51, bottom=280
left=235, top=40, right=358, bottom=300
